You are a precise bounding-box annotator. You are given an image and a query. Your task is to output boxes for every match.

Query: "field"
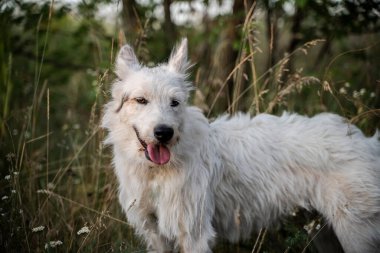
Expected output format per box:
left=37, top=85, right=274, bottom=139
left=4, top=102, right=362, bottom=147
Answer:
left=1, top=1, right=379, bottom=252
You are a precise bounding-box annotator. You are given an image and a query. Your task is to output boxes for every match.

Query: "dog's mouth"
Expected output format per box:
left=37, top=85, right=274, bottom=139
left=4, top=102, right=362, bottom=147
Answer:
left=133, top=126, right=171, bottom=165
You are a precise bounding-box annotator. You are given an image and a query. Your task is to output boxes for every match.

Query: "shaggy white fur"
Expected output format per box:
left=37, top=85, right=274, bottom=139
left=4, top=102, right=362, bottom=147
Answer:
left=102, top=38, right=380, bottom=253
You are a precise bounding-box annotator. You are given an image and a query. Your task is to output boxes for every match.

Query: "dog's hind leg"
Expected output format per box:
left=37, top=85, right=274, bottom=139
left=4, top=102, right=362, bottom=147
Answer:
left=333, top=214, right=380, bottom=253
left=316, top=169, right=380, bottom=253
left=321, top=178, right=380, bottom=252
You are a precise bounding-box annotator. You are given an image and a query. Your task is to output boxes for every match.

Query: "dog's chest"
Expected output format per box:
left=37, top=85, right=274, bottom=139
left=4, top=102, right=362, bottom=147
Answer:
left=147, top=180, right=162, bottom=203
left=147, top=171, right=187, bottom=212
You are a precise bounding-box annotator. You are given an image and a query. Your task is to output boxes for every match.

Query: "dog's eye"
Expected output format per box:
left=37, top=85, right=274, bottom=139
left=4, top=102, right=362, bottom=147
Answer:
left=135, top=97, right=148, bottom=105
left=170, top=99, right=180, bottom=107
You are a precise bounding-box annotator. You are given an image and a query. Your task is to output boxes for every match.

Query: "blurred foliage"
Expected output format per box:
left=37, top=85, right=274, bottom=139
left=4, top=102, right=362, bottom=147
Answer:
left=0, top=0, right=379, bottom=252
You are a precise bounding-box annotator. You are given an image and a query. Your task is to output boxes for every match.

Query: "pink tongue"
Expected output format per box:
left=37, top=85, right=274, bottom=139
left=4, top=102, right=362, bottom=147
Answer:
left=147, top=144, right=170, bottom=165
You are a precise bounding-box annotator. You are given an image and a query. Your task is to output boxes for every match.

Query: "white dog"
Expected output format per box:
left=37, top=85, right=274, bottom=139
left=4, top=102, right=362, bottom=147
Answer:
left=102, top=39, right=380, bottom=253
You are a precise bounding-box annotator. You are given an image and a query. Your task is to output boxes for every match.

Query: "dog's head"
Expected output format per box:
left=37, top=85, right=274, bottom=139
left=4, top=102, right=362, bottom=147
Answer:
left=102, top=39, right=191, bottom=166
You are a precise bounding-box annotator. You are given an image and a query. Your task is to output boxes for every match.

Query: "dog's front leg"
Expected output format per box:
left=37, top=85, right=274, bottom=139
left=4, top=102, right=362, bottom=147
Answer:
left=176, top=194, right=215, bottom=253
left=179, top=234, right=213, bottom=253
left=127, top=207, right=173, bottom=252
left=134, top=212, right=173, bottom=253
left=145, top=232, right=173, bottom=253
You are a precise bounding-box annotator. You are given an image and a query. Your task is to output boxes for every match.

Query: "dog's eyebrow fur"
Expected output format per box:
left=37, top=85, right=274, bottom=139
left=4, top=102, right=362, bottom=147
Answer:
left=115, top=94, right=129, bottom=113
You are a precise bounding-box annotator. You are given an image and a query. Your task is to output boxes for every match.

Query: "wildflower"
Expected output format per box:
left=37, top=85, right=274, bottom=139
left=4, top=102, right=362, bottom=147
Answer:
left=32, top=226, right=45, bottom=233
left=6, top=153, right=15, bottom=161
left=11, top=190, right=16, bottom=194
left=323, top=81, right=333, bottom=93
left=344, top=82, right=350, bottom=88
left=359, top=88, right=366, bottom=96
left=315, top=224, right=321, bottom=230
left=4, top=175, right=11, bottom=180
left=303, top=220, right=315, bottom=234
left=353, top=90, right=360, bottom=98
left=24, top=131, right=31, bottom=139
left=47, top=183, right=55, bottom=190
left=45, top=240, right=63, bottom=249
left=339, top=87, right=347, bottom=95
left=2, top=196, right=8, bottom=201
left=370, top=92, right=376, bottom=98
left=37, top=189, right=50, bottom=194
left=77, top=226, right=90, bottom=235
left=13, top=171, right=19, bottom=176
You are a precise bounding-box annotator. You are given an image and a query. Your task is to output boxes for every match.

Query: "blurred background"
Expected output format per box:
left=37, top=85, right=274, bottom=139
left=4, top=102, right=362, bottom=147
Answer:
left=0, top=0, right=379, bottom=252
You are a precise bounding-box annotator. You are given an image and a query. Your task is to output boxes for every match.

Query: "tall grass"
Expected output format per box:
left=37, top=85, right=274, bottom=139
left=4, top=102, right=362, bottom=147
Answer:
left=1, top=59, right=143, bottom=252
left=0, top=3, right=140, bottom=252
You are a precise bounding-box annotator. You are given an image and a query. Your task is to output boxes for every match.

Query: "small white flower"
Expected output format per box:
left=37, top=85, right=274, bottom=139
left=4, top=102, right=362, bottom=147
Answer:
left=45, top=240, right=63, bottom=249
left=24, top=131, right=31, bottom=139
left=4, top=175, right=11, bottom=180
left=47, top=183, right=55, bottom=190
left=11, top=190, right=16, bottom=194
left=315, top=224, right=321, bottom=230
left=359, top=88, right=366, bottom=96
left=13, top=172, right=19, bottom=176
left=370, top=92, right=376, bottom=98
left=32, top=226, right=45, bottom=233
left=37, top=189, right=50, bottom=194
left=339, top=87, right=347, bottom=95
left=2, top=196, right=8, bottom=201
left=353, top=90, right=360, bottom=98
left=73, top=178, right=81, bottom=185
left=344, top=82, right=350, bottom=88
left=6, top=153, right=15, bottom=161
left=77, top=226, right=90, bottom=235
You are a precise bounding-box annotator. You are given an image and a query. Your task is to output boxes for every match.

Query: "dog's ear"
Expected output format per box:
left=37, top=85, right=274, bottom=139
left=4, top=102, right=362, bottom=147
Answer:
left=168, top=38, right=189, bottom=74
left=115, top=44, right=140, bottom=78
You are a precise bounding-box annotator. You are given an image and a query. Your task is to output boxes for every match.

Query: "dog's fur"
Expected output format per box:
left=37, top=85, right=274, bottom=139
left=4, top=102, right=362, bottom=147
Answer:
left=102, top=39, right=380, bottom=253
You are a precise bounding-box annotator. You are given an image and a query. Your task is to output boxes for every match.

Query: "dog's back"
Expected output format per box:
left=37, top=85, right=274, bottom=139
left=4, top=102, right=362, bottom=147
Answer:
left=210, top=112, right=380, bottom=251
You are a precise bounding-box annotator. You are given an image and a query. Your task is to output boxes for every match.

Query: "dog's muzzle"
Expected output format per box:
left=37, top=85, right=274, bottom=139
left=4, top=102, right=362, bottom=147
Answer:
left=133, top=126, right=147, bottom=148
left=133, top=125, right=171, bottom=165
left=154, top=124, right=174, bottom=143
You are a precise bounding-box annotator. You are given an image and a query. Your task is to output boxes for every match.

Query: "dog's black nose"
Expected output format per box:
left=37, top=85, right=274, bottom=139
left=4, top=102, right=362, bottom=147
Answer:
left=154, top=124, right=174, bottom=143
